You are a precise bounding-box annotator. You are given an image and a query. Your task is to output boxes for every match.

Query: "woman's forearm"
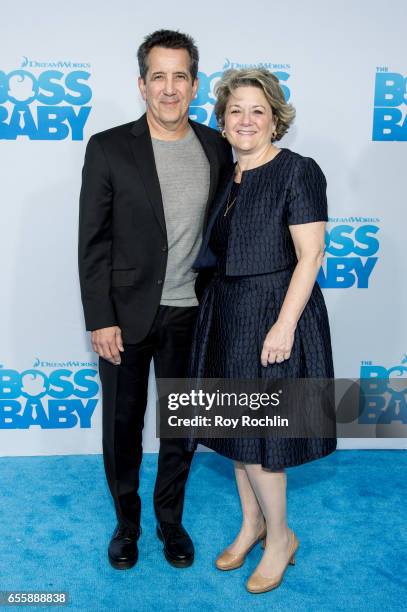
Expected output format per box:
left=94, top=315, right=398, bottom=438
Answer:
left=276, top=253, right=324, bottom=331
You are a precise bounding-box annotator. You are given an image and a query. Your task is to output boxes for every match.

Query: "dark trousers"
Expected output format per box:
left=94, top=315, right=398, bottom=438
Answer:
left=99, top=305, right=197, bottom=529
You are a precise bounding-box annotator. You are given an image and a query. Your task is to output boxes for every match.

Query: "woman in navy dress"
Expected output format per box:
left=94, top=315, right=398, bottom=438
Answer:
left=188, top=68, right=336, bottom=593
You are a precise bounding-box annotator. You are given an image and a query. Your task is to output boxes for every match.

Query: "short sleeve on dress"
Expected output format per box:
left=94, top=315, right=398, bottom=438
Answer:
left=287, top=156, right=328, bottom=225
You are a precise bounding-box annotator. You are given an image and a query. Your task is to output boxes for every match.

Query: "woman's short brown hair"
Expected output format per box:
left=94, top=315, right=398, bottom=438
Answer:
left=214, top=68, right=296, bottom=141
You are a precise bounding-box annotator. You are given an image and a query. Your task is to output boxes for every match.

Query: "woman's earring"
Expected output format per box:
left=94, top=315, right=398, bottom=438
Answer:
left=221, top=129, right=227, bottom=138
left=271, top=129, right=277, bottom=140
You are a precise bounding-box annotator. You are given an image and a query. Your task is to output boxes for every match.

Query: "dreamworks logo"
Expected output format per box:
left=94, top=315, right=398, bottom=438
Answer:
left=222, top=58, right=291, bottom=72
left=189, top=59, right=291, bottom=129
left=21, top=56, right=91, bottom=69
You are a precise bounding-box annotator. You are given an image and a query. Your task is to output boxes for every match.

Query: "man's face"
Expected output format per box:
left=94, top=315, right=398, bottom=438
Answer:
left=138, top=47, right=198, bottom=131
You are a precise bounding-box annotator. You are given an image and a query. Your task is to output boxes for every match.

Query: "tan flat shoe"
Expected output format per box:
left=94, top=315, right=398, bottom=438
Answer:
left=246, top=530, right=299, bottom=593
left=215, top=527, right=267, bottom=571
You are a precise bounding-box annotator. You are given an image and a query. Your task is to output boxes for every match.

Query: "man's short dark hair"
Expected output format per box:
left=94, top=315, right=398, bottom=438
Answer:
left=137, top=29, right=199, bottom=82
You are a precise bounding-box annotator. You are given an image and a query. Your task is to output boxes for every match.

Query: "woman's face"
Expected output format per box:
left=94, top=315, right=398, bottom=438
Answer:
left=223, top=86, right=276, bottom=155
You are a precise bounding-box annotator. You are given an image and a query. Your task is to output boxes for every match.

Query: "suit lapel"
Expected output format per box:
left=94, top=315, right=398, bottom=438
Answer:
left=192, top=168, right=236, bottom=269
left=201, top=170, right=234, bottom=251
left=129, top=114, right=166, bottom=237
left=189, top=119, right=219, bottom=231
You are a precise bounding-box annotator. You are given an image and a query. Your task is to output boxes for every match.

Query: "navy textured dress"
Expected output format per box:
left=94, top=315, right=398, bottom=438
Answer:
left=188, top=148, right=337, bottom=469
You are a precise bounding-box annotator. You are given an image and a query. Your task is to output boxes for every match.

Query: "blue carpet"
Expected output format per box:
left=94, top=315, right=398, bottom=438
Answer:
left=0, top=451, right=406, bottom=611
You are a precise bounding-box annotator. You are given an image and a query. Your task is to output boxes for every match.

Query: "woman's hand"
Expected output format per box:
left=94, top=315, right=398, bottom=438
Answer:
left=260, top=320, right=295, bottom=367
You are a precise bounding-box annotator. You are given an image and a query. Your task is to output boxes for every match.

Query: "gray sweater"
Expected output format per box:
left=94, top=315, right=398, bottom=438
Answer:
left=152, top=128, right=210, bottom=307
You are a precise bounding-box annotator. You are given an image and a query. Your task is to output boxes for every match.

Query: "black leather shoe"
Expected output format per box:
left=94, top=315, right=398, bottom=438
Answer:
left=108, top=523, right=140, bottom=569
left=157, top=522, right=194, bottom=568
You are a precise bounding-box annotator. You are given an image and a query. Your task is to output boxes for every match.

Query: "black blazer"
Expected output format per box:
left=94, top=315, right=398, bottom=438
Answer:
left=193, top=148, right=328, bottom=275
left=78, top=113, right=232, bottom=342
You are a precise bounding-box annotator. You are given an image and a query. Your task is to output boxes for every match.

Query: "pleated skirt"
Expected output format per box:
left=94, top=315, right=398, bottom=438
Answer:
left=187, top=268, right=337, bottom=469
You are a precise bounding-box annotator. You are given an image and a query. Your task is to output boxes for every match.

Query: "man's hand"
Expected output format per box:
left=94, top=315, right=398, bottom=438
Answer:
left=91, top=326, right=124, bottom=365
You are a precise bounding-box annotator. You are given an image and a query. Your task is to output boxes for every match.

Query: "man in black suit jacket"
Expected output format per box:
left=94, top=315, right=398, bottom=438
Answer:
left=78, top=29, right=232, bottom=569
